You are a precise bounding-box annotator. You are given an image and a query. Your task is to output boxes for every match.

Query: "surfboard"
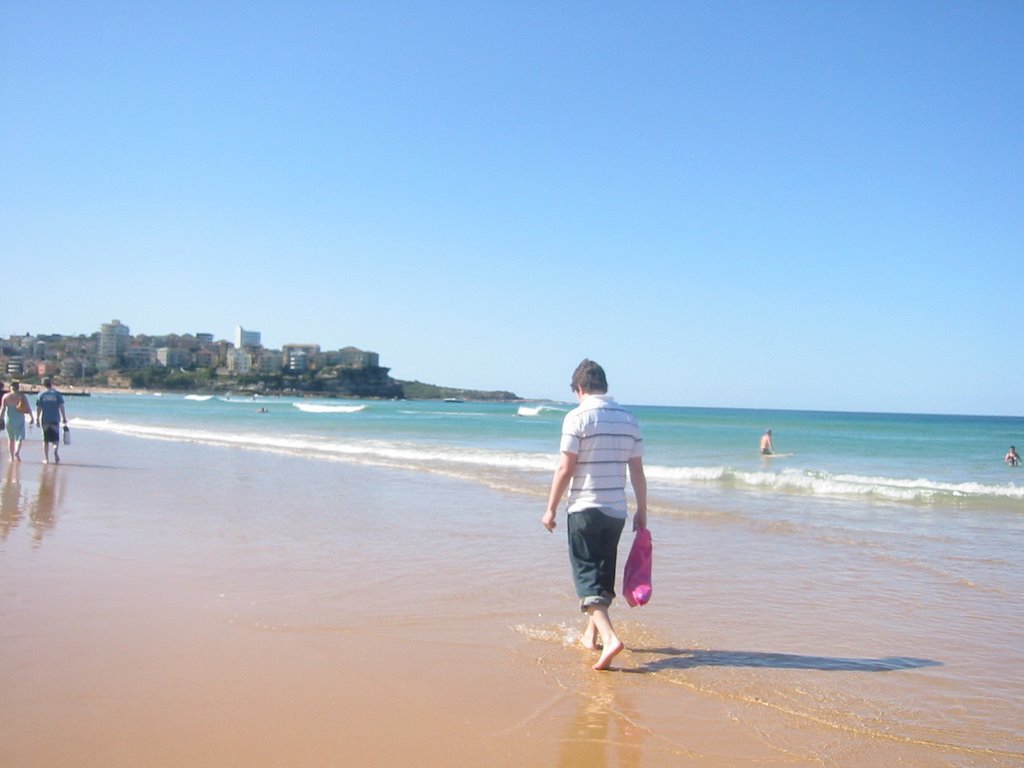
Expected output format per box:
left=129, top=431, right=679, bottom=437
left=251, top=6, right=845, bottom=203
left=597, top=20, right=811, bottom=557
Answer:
left=761, top=452, right=794, bottom=458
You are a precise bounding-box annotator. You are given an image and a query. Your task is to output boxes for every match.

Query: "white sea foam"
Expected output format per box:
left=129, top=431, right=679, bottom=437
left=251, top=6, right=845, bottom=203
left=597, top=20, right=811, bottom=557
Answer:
left=184, top=394, right=214, bottom=401
left=516, top=405, right=565, bottom=417
left=644, top=463, right=1024, bottom=503
left=72, top=417, right=553, bottom=475
left=292, top=403, right=367, bottom=414
left=70, top=417, right=1024, bottom=506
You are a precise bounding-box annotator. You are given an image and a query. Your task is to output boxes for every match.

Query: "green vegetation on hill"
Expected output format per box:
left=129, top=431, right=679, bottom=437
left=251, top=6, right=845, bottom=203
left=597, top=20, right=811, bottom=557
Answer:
left=121, top=369, right=518, bottom=401
left=397, top=380, right=520, bottom=401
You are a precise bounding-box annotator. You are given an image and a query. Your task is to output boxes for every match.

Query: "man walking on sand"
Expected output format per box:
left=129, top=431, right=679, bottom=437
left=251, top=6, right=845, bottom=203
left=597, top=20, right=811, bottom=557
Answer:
left=36, top=377, right=67, bottom=464
left=542, top=359, right=647, bottom=671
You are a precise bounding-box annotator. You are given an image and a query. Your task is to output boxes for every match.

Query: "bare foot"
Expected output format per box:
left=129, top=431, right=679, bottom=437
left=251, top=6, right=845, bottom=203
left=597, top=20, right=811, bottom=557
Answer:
left=580, top=623, right=601, bottom=651
left=592, top=639, right=624, bottom=671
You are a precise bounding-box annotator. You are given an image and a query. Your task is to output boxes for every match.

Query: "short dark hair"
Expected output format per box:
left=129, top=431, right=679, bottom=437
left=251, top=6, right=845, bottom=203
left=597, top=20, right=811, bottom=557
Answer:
left=571, top=359, right=608, bottom=394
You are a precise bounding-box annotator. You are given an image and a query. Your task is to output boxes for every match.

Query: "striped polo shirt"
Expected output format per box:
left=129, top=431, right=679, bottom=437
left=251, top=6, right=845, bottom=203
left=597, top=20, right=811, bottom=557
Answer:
left=559, top=394, right=644, bottom=519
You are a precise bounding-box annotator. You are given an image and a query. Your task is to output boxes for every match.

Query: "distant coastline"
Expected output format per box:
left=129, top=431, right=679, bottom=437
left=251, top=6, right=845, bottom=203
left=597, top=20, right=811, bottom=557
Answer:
left=2, top=324, right=521, bottom=403
left=50, top=383, right=524, bottom=402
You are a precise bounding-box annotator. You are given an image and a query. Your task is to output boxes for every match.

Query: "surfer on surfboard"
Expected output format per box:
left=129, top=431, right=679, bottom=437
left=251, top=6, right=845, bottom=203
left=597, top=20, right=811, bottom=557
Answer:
left=760, top=429, right=774, bottom=455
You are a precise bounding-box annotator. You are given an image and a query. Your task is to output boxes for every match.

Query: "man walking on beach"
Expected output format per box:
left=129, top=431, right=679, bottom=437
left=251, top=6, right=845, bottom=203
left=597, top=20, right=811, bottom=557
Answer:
left=36, top=377, right=67, bottom=464
left=543, top=359, right=647, bottom=671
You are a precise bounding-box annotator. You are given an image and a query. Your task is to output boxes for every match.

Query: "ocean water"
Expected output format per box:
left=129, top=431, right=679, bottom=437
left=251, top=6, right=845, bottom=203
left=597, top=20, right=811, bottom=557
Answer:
left=68, top=392, right=1024, bottom=504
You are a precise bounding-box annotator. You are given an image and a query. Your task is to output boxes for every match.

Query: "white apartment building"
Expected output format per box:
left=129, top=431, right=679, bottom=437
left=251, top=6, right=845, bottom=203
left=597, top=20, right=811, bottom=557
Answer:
left=235, top=325, right=262, bottom=348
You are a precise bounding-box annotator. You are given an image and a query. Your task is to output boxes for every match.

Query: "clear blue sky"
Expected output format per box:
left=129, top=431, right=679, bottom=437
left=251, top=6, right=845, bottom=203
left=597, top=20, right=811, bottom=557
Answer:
left=3, top=2, right=1021, bottom=414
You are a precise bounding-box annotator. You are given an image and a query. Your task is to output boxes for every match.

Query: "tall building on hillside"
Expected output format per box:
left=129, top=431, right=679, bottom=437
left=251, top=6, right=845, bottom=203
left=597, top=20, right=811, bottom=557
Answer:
left=235, top=325, right=261, bottom=348
left=99, top=319, right=131, bottom=366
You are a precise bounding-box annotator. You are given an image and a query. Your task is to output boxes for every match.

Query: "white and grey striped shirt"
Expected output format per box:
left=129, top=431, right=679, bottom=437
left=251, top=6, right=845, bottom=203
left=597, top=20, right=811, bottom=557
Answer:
left=559, top=395, right=644, bottom=519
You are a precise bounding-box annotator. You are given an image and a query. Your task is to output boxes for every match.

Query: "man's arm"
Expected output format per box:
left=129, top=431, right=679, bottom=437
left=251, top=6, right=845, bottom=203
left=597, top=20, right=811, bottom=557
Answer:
left=542, top=451, right=577, bottom=532
left=628, top=456, right=647, bottom=530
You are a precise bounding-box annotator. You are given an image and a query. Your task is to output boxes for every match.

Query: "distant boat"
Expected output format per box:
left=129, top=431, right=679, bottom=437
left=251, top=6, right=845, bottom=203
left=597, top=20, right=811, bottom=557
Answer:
left=444, top=397, right=466, bottom=403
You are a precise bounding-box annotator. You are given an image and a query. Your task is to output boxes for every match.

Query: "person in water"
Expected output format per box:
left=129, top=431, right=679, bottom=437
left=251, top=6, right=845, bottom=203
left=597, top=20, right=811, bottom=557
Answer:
left=543, top=359, right=647, bottom=672
left=1005, top=446, right=1020, bottom=467
left=1, top=381, right=35, bottom=461
left=760, top=429, right=774, bottom=455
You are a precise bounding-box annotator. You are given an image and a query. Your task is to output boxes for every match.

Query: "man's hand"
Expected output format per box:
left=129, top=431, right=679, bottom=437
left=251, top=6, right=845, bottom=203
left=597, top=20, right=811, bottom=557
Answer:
left=632, top=508, right=647, bottom=531
left=542, top=509, right=557, bottom=532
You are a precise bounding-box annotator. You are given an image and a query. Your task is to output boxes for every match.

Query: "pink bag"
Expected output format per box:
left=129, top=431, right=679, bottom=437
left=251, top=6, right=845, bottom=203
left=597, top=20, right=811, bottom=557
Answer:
left=622, top=527, right=653, bottom=607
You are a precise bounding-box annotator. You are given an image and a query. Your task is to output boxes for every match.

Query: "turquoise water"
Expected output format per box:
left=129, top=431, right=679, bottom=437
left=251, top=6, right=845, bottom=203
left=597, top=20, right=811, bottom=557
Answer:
left=69, top=393, right=1024, bottom=508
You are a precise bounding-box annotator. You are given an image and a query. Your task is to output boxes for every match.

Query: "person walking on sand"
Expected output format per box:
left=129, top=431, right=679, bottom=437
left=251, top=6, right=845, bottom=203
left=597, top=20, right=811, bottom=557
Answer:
left=1, top=382, right=35, bottom=461
left=760, top=429, right=774, bottom=455
left=35, top=377, right=67, bottom=464
left=542, top=359, right=647, bottom=672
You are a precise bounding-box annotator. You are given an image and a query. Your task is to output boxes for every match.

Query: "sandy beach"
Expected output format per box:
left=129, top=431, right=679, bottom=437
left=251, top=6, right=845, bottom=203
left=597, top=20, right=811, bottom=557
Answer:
left=2, top=429, right=1021, bottom=767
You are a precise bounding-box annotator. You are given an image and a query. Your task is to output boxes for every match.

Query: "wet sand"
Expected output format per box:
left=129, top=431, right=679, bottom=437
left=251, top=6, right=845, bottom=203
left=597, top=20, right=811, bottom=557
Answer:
left=1, top=431, right=1021, bottom=766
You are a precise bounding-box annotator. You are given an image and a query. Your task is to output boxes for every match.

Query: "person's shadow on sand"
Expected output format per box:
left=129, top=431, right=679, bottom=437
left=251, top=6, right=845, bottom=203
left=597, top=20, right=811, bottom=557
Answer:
left=631, top=648, right=942, bottom=673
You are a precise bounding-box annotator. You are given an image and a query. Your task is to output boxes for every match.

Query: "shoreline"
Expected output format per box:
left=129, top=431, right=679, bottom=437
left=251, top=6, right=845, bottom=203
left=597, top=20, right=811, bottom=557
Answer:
left=65, top=386, right=537, bottom=403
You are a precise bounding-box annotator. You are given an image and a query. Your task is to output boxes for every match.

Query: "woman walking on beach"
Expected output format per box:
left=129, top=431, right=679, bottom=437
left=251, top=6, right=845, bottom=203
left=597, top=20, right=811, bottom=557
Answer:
left=1, top=381, right=35, bottom=461
left=542, top=359, right=647, bottom=671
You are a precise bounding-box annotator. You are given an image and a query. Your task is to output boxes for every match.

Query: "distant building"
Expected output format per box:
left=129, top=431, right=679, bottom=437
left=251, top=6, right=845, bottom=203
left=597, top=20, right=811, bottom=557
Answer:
left=336, top=346, right=380, bottom=369
left=235, top=325, right=262, bottom=349
left=124, top=346, right=156, bottom=370
left=283, top=344, right=320, bottom=372
left=255, top=350, right=284, bottom=374
left=286, top=349, right=309, bottom=373
left=60, top=358, right=89, bottom=382
left=226, top=347, right=252, bottom=374
left=99, top=320, right=131, bottom=367
left=195, top=333, right=214, bottom=344
left=157, top=347, right=191, bottom=368
left=193, top=348, right=216, bottom=368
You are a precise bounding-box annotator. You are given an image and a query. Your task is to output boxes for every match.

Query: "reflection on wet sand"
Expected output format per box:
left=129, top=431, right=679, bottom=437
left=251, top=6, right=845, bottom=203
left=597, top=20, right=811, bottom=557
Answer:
left=29, top=466, right=62, bottom=545
left=1, top=462, right=26, bottom=539
left=1, top=463, right=66, bottom=545
left=558, top=682, right=643, bottom=768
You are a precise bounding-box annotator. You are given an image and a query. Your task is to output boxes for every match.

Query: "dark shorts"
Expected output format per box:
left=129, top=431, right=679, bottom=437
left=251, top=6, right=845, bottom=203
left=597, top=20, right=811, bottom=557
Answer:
left=42, top=424, right=60, bottom=444
left=567, top=508, right=625, bottom=611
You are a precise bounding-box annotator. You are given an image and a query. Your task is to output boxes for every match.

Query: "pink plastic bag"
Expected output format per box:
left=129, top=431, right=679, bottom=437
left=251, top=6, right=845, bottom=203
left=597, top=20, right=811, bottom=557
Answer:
left=622, top=527, right=653, bottom=607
